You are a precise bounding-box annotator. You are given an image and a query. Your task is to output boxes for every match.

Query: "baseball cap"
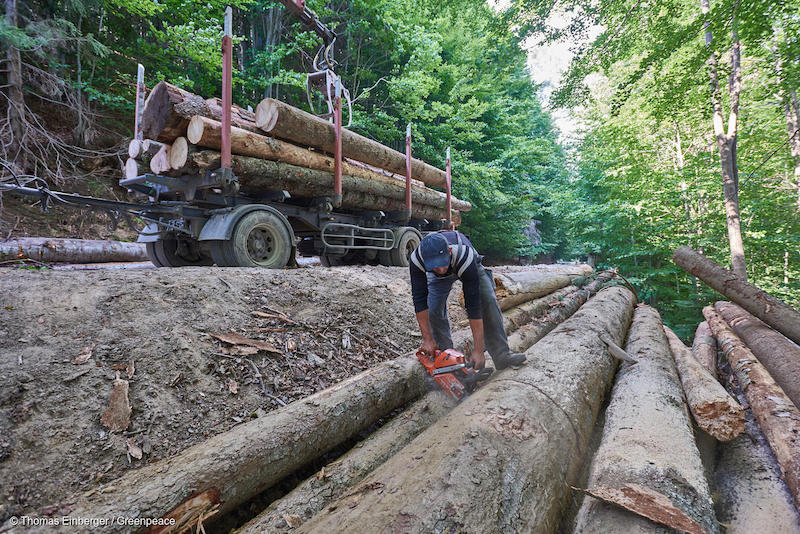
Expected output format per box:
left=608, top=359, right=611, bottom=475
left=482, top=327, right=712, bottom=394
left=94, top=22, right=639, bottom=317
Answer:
left=420, top=233, right=450, bottom=271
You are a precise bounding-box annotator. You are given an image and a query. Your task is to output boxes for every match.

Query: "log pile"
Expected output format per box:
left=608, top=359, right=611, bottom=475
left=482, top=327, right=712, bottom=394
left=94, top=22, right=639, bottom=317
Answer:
left=127, top=81, right=468, bottom=222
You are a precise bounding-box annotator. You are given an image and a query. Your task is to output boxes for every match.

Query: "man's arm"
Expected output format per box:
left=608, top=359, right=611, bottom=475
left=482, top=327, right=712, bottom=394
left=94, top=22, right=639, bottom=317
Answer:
left=410, top=262, right=435, bottom=353
left=468, top=318, right=486, bottom=369
left=415, top=309, right=437, bottom=355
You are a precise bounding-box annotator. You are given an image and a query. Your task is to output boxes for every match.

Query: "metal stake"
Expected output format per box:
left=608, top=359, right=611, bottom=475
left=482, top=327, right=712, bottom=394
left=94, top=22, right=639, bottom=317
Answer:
left=446, top=147, right=452, bottom=229
left=405, top=123, right=412, bottom=221
left=333, top=77, right=343, bottom=208
left=134, top=64, right=145, bottom=140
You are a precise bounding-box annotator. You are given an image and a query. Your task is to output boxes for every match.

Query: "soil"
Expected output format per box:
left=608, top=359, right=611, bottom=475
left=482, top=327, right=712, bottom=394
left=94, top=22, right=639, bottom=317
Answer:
left=0, top=263, right=470, bottom=523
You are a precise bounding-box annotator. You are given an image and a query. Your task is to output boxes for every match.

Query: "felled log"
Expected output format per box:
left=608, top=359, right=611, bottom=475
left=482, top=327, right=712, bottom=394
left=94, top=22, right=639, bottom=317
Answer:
left=703, top=306, right=800, bottom=509
left=674, top=246, right=800, bottom=345
left=503, top=285, right=577, bottom=333
left=124, top=158, right=142, bottom=179
left=573, top=306, right=718, bottom=534
left=62, top=357, right=429, bottom=533
left=191, top=151, right=461, bottom=223
left=141, top=82, right=258, bottom=142
left=256, top=98, right=448, bottom=189
left=169, top=136, right=189, bottom=169
left=148, top=142, right=171, bottom=174
left=663, top=326, right=744, bottom=441
left=0, top=238, right=147, bottom=264
left=715, top=389, right=800, bottom=534
left=187, top=117, right=470, bottom=211
left=237, top=391, right=457, bottom=533
left=715, top=301, right=800, bottom=409
left=506, top=272, right=613, bottom=354
left=205, top=96, right=258, bottom=132
left=692, top=321, right=717, bottom=378
left=292, top=287, right=636, bottom=534
left=128, top=138, right=142, bottom=159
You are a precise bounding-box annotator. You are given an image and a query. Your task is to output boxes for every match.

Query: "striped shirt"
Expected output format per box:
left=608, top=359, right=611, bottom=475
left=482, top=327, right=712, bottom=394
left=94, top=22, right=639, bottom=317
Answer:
left=409, top=231, right=483, bottom=319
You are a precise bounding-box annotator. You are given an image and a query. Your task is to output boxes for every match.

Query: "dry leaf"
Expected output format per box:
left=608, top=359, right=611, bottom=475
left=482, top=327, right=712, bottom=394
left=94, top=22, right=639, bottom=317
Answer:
left=252, top=311, right=296, bottom=324
left=228, top=379, right=239, bottom=394
left=37, top=317, right=44, bottom=324
left=283, top=514, right=303, bottom=528
left=210, top=332, right=282, bottom=354
left=315, top=466, right=326, bottom=480
left=100, top=377, right=131, bottom=432
left=126, top=438, right=142, bottom=460
left=220, top=345, right=259, bottom=356
left=286, top=339, right=297, bottom=352
left=126, top=360, right=135, bottom=379
left=72, top=345, right=94, bottom=365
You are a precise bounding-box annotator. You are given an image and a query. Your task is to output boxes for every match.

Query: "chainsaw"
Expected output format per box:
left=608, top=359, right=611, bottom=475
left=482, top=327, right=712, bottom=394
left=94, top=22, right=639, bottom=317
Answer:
left=416, top=348, right=493, bottom=400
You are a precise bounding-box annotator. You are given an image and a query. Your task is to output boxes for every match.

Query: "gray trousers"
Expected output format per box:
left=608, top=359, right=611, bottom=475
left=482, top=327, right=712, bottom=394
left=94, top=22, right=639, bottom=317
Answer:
left=426, top=265, right=512, bottom=361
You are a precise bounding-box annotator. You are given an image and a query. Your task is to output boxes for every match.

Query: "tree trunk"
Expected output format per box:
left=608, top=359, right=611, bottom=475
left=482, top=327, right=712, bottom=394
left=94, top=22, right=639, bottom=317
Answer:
left=714, top=390, right=800, bottom=534
left=572, top=306, right=718, bottom=534
left=124, top=158, right=142, bottom=179
left=186, top=117, right=470, bottom=211
left=493, top=269, right=589, bottom=311
left=237, top=391, right=458, bottom=533
left=256, top=99, right=447, bottom=189
left=715, top=301, right=800, bottom=409
left=4, top=0, right=25, bottom=169
left=673, top=246, right=800, bottom=345
left=168, top=136, right=189, bottom=169
left=0, top=238, right=147, bottom=263
left=190, top=151, right=462, bottom=223
left=140, top=82, right=258, bottom=143
left=62, top=357, right=429, bottom=533
left=292, top=287, right=636, bottom=534
left=691, top=321, right=717, bottom=378
left=703, top=306, right=800, bottom=509
left=502, top=285, right=577, bottom=333
left=506, top=272, right=613, bottom=354
left=664, top=326, right=744, bottom=441
left=700, top=0, right=746, bottom=278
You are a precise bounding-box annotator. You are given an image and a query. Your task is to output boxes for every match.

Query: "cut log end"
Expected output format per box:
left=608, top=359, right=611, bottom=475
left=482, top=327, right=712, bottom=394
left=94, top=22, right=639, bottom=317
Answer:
left=128, top=139, right=142, bottom=159
left=170, top=137, right=190, bottom=170
left=187, top=115, right=205, bottom=144
left=125, top=158, right=142, bottom=180
left=255, top=99, right=279, bottom=131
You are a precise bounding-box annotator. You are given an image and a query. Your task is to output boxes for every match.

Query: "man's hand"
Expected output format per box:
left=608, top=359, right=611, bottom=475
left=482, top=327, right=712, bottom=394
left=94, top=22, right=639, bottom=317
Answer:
left=470, top=348, right=486, bottom=369
left=421, top=337, right=437, bottom=356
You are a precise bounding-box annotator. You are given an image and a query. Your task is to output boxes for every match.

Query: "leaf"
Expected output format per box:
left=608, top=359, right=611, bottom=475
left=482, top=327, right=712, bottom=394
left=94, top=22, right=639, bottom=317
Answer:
left=126, top=438, right=142, bottom=460
left=126, top=360, right=135, bottom=379
left=228, top=379, right=239, bottom=394
left=211, top=332, right=282, bottom=354
left=72, top=345, right=94, bottom=365
left=283, top=514, right=303, bottom=528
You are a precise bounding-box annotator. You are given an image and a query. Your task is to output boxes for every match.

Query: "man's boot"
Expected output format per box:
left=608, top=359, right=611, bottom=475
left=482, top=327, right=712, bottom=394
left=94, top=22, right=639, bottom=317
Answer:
left=494, top=352, right=527, bottom=370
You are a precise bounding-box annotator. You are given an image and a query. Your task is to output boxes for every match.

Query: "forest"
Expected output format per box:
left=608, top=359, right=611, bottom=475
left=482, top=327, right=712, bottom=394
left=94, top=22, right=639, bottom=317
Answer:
left=2, top=0, right=799, bottom=336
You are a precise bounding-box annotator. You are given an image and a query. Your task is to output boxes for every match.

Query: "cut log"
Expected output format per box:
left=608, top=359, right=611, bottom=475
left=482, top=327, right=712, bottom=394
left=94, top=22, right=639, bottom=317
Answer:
left=714, top=389, right=800, bottom=534
left=703, top=305, right=800, bottom=509
left=0, top=238, right=147, bottom=264
left=140, top=82, right=259, bottom=143
left=187, top=117, right=470, bottom=211
left=128, top=138, right=142, bottom=159
left=169, top=136, right=189, bottom=170
left=502, top=285, right=577, bottom=333
left=292, top=287, right=636, bottom=534
left=506, top=272, right=613, bottom=354
left=692, top=321, right=717, bottom=378
left=674, top=246, right=800, bottom=345
left=237, top=391, right=457, bottom=533
left=62, top=357, right=429, bottom=532
left=190, top=151, right=462, bottom=223
left=256, top=98, right=448, bottom=189
left=573, top=306, right=718, bottom=534
left=715, top=301, right=800, bottom=409
left=148, top=142, right=171, bottom=174
left=124, top=158, right=142, bottom=180
left=664, top=326, right=744, bottom=441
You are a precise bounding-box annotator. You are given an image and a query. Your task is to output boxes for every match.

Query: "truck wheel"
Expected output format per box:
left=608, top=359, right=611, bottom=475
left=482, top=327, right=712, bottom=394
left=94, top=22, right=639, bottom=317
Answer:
left=390, top=229, right=420, bottom=267
left=145, top=242, right=165, bottom=267
left=219, top=210, right=292, bottom=268
left=153, top=238, right=213, bottom=267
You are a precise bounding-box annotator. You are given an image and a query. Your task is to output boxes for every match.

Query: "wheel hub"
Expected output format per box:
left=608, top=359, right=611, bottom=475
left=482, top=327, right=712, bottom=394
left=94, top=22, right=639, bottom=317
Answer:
left=247, top=227, right=276, bottom=262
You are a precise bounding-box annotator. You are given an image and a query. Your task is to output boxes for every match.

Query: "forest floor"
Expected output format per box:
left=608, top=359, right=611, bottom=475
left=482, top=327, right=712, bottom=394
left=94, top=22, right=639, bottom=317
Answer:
left=0, top=260, right=569, bottom=523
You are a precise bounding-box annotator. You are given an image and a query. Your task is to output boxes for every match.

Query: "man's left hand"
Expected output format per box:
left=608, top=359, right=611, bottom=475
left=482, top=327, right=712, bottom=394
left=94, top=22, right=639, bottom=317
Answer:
left=470, top=348, right=485, bottom=370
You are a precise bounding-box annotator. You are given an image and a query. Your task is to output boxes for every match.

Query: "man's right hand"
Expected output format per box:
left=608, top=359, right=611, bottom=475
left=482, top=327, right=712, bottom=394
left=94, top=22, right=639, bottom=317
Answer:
left=470, top=348, right=486, bottom=370
left=421, top=337, right=437, bottom=356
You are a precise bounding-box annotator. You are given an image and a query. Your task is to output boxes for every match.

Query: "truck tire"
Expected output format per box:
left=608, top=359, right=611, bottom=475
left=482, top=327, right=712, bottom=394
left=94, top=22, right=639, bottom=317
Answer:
left=390, top=229, right=421, bottom=267
left=145, top=242, right=165, bottom=267
left=213, top=210, right=292, bottom=268
left=149, top=238, right=212, bottom=267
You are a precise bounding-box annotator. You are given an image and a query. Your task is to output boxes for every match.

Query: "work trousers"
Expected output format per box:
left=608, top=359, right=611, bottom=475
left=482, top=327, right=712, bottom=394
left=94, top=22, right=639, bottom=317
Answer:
left=426, top=265, right=512, bottom=362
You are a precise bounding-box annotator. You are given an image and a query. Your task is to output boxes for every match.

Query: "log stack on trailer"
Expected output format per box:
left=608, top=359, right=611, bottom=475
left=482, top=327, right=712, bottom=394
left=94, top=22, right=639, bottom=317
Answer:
left=122, top=80, right=470, bottom=268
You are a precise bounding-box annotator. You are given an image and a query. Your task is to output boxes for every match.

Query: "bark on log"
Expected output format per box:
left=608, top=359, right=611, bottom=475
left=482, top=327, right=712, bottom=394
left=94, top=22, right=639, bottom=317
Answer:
left=0, top=238, right=147, bottom=264
left=256, top=98, right=448, bottom=189
left=703, top=306, right=800, bottom=509
left=124, top=158, right=142, bottom=180
left=187, top=117, right=470, bottom=211
left=292, top=287, right=636, bottom=534
left=59, top=357, right=429, bottom=533
left=664, top=326, right=744, bottom=441
left=715, top=301, right=800, bottom=409
left=502, top=285, right=577, bottom=334
left=140, top=82, right=259, bottom=143
left=505, top=273, right=613, bottom=354
left=714, top=390, right=800, bottom=534
left=191, top=151, right=462, bottom=222
left=692, top=321, right=717, bottom=378
left=674, top=246, right=800, bottom=345
left=573, top=306, right=718, bottom=534
left=237, top=391, right=457, bottom=534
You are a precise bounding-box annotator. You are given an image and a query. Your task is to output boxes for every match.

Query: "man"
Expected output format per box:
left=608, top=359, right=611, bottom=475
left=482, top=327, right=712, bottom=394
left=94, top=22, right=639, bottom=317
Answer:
left=409, top=231, right=526, bottom=370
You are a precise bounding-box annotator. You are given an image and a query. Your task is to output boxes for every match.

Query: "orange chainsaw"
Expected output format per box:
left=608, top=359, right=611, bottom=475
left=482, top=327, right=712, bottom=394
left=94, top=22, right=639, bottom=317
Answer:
left=416, top=348, right=493, bottom=400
